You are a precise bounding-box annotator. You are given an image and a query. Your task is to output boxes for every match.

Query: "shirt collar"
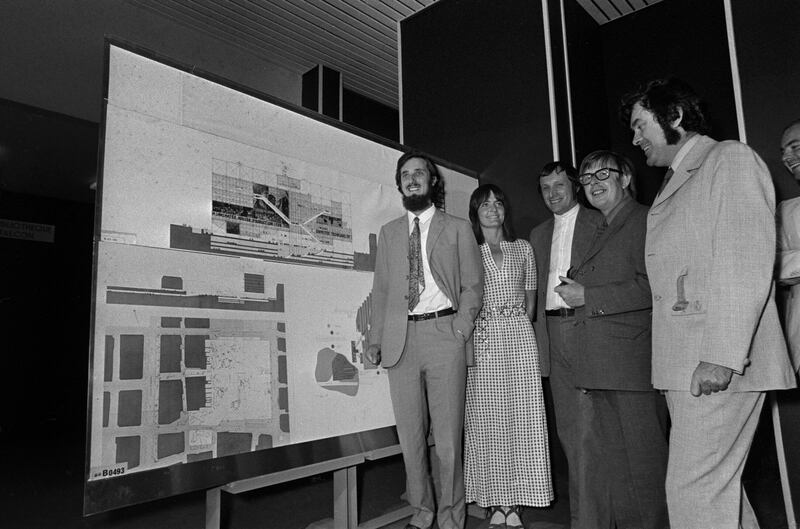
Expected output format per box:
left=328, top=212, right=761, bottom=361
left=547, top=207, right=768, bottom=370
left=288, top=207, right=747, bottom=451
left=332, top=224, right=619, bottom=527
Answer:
left=553, top=202, right=579, bottom=223
left=407, top=204, right=436, bottom=227
left=669, top=133, right=701, bottom=173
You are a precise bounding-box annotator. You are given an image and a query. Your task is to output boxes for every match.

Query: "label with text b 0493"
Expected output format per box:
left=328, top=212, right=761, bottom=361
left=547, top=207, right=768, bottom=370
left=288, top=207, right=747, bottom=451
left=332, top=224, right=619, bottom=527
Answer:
left=90, top=463, right=128, bottom=480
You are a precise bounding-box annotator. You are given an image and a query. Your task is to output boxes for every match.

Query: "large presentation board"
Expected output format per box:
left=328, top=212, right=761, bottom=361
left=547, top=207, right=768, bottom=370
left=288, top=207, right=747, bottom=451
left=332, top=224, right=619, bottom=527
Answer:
left=84, top=41, right=478, bottom=514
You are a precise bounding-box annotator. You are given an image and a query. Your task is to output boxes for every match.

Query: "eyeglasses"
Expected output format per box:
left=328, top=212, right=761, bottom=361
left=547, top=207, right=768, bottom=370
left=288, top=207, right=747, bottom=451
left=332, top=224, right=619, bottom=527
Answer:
left=578, top=167, right=622, bottom=185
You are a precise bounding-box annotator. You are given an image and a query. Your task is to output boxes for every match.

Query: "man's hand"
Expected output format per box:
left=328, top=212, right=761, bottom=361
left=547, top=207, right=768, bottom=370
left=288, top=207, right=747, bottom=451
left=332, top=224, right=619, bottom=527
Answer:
left=364, top=344, right=381, bottom=366
left=690, top=361, right=734, bottom=396
left=554, top=276, right=585, bottom=308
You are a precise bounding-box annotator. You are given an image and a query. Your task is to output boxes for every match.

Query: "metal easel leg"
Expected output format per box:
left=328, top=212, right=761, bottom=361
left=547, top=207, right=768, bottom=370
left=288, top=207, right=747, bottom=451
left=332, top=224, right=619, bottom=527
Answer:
left=333, top=466, right=358, bottom=529
left=771, top=392, right=797, bottom=529
left=206, top=487, right=222, bottom=529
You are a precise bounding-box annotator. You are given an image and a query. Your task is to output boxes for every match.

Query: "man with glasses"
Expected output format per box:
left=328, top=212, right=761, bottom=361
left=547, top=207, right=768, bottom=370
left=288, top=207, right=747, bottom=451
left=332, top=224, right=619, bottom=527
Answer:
left=620, top=78, right=795, bottom=529
left=529, top=162, right=603, bottom=529
left=555, top=151, right=668, bottom=529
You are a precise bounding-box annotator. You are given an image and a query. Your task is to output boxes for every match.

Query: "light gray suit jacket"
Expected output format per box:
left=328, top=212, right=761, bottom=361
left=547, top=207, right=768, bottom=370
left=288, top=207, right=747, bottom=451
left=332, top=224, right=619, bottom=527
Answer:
left=645, top=135, right=796, bottom=391
left=368, top=209, right=483, bottom=368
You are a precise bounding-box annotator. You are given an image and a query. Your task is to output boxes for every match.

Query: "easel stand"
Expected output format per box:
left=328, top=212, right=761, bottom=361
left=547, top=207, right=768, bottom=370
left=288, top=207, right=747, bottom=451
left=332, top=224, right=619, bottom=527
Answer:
left=205, top=446, right=414, bottom=529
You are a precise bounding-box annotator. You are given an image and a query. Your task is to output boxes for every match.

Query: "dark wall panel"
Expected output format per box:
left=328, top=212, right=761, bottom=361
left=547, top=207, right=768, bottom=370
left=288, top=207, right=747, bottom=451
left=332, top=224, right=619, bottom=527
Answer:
left=0, top=191, right=94, bottom=434
left=732, top=0, right=800, bottom=202
left=401, top=0, right=553, bottom=236
left=301, top=66, right=319, bottom=114
left=321, top=66, right=341, bottom=120
left=599, top=0, right=736, bottom=205
left=342, top=88, right=399, bottom=143
left=564, top=0, right=611, bottom=168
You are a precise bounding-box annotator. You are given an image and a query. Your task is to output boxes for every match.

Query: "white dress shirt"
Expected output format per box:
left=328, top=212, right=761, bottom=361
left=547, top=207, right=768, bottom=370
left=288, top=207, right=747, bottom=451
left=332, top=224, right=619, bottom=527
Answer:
left=546, top=203, right=579, bottom=310
left=408, top=205, right=452, bottom=314
left=669, top=133, right=701, bottom=174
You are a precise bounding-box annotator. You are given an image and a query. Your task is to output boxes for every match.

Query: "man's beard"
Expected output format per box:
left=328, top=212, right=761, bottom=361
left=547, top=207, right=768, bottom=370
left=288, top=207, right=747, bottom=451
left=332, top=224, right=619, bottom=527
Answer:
left=402, top=191, right=433, bottom=212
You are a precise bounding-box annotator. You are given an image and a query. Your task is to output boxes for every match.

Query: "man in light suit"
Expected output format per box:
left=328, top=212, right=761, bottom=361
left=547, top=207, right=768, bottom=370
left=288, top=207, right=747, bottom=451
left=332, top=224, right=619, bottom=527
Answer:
left=621, top=78, right=797, bottom=528
left=365, top=151, right=483, bottom=529
left=555, top=151, right=668, bottom=529
left=529, top=162, right=604, bottom=529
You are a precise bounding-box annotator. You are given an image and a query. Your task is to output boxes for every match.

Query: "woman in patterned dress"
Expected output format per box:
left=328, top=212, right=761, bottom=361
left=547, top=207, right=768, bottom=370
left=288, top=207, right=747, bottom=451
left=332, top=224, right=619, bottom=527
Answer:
left=465, top=184, right=553, bottom=528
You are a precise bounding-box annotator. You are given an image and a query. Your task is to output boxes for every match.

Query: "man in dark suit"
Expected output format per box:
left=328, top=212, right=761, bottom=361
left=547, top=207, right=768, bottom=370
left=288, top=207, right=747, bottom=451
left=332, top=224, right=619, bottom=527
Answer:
left=555, top=151, right=668, bottom=529
left=365, top=151, right=483, bottom=529
left=529, top=162, right=603, bottom=528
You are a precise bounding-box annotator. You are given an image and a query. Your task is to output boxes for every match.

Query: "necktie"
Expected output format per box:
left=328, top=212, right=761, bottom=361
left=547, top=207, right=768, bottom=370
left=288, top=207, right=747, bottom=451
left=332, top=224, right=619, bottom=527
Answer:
left=657, top=167, right=675, bottom=196
left=408, top=217, right=425, bottom=311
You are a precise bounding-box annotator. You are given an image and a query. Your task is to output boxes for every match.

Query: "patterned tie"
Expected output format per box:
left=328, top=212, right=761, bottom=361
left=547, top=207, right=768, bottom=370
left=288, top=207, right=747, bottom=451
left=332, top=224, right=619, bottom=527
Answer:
left=657, top=167, right=675, bottom=196
left=408, top=217, right=425, bottom=311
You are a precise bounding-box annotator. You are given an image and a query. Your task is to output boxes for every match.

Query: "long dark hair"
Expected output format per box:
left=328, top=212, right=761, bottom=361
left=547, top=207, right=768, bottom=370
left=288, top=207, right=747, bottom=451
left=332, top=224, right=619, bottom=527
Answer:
left=468, top=183, right=517, bottom=244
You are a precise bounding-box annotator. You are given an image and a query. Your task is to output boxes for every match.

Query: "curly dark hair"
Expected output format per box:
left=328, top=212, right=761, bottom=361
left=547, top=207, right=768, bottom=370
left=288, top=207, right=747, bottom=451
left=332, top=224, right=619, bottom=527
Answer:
left=468, top=183, right=517, bottom=244
left=620, top=78, right=709, bottom=144
left=394, top=151, right=445, bottom=209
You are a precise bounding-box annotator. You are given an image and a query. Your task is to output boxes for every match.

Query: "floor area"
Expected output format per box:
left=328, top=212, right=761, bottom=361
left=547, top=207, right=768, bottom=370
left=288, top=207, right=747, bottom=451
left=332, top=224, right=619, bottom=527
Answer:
left=1, top=395, right=791, bottom=529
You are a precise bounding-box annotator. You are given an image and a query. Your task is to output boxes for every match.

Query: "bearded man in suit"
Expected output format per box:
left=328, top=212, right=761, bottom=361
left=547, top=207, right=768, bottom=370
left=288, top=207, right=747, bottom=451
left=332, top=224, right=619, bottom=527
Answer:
left=621, top=78, right=796, bottom=529
left=529, top=162, right=604, bottom=528
left=555, top=150, right=668, bottom=529
left=365, top=151, right=483, bottom=529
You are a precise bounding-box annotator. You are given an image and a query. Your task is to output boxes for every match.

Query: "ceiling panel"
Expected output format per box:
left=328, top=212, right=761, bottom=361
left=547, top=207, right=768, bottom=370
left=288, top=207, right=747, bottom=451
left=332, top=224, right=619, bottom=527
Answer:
left=129, top=0, right=439, bottom=108
left=128, top=0, right=660, bottom=110
left=575, top=0, right=663, bottom=24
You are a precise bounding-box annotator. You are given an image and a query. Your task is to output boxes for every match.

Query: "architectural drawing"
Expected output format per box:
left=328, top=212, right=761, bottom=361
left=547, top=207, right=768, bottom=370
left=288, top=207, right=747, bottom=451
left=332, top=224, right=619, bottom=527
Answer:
left=167, top=158, right=377, bottom=271
left=89, top=243, right=289, bottom=478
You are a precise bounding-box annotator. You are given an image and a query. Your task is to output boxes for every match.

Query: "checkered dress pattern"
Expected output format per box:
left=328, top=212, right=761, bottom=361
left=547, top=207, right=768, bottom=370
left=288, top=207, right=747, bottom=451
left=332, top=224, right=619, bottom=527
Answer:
left=465, top=239, right=553, bottom=507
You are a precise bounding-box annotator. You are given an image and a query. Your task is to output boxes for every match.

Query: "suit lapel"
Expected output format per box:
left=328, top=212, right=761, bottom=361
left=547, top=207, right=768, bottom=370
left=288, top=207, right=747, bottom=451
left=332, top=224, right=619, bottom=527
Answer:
left=579, top=200, right=635, bottom=265
left=571, top=206, right=601, bottom=269
left=653, top=135, right=716, bottom=207
left=391, top=215, right=410, bottom=270
left=426, top=209, right=445, bottom=262
left=539, top=218, right=555, bottom=274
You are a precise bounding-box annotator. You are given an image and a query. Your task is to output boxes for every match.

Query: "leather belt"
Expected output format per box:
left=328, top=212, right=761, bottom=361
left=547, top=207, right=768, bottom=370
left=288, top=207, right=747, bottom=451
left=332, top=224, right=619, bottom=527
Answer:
left=545, top=308, right=575, bottom=317
left=408, top=307, right=456, bottom=321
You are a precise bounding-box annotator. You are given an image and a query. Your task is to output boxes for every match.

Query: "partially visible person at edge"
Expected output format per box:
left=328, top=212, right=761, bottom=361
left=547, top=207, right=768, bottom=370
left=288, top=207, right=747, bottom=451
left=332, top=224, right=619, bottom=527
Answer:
left=621, top=77, right=796, bottom=529
left=365, top=151, right=483, bottom=529
left=778, top=119, right=800, bottom=372
left=529, top=162, right=604, bottom=528
left=464, top=183, right=553, bottom=529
